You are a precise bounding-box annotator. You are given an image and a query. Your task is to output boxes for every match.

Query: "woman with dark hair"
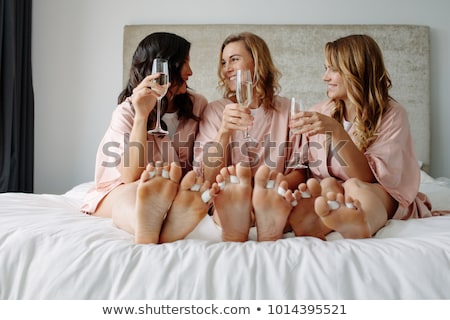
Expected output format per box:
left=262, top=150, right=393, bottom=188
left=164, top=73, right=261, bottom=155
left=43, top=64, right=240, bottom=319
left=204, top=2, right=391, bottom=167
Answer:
left=287, top=34, right=438, bottom=239
left=81, top=32, right=217, bottom=244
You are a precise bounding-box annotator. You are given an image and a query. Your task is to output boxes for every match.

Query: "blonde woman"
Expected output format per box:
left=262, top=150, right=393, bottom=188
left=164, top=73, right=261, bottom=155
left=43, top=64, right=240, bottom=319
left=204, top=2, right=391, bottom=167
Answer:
left=194, top=32, right=301, bottom=241
left=288, top=34, right=437, bottom=240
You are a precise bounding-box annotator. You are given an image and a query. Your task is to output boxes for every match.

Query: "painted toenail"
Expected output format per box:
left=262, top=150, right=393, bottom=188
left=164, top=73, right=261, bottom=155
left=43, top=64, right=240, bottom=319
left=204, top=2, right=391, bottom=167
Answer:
left=229, top=175, right=240, bottom=184
left=148, top=171, right=156, bottom=179
left=345, top=202, right=356, bottom=209
left=291, top=200, right=298, bottom=207
left=327, top=200, right=340, bottom=210
left=300, top=191, right=312, bottom=198
left=265, top=180, right=275, bottom=189
left=190, top=184, right=201, bottom=192
left=277, top=186, right=287, bottom=197
left=201, top=190, right=212, bottom=203
left=218, top=181, right=226, bottom=190
left=162, top=169, right=169, bottom=179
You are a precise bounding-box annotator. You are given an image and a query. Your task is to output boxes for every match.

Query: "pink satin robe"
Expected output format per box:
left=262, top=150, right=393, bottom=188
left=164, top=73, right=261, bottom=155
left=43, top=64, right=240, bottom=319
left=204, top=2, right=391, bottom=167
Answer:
left=193, top=96, right=297, bottom=177
left=303, top=99, right=435, bottom=219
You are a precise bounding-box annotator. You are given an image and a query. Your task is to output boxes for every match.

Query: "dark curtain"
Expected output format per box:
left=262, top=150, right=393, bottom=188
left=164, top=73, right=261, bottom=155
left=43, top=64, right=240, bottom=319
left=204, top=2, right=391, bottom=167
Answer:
left=0, top=0, right=34, bottom=192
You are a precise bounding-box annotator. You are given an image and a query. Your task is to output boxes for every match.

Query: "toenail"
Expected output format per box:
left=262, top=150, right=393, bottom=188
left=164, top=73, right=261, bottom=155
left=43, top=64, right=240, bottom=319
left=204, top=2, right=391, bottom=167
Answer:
left=218, top=181, right=226, bottom=190
left=162, top=169, right=169, bottom=179
left=277, top=186, right=287, bottom=197
left=291, top=200, right=298, bottom=207
left=148, top=171, right=156, bottom=179
left=327, top=200, right=340, bottom=210
left=300, top=191, right=312, bottom=198
left=190, top=184, right=201, bottom=192
left=345, top=202, right=356, bottom=209
left=265, top=180, right=275, bottom=189
left=229, top=175, right=240, bottom=184
left=201, top=190, right=212, bottom=203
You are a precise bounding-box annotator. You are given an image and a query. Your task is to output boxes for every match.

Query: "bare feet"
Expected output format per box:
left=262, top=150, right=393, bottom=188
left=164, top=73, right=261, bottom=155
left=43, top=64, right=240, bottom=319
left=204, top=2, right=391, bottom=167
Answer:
left=288, top=178, right=332, bottom=240
left=134, top=162, right=181, bottom=244
left=213, top=163, right=253, bottom=242
left=314, top=192, right=372, bottom=239
left=253, top=166, right=296, bottom=241
left=160, top=171, right=220, bottom=243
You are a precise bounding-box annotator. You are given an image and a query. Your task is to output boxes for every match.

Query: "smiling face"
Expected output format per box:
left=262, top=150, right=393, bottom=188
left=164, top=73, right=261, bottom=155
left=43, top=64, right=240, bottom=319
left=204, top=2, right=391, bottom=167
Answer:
left=221, top=40, right=255, bottom=92
left=322, top=61, right=349, bottom=103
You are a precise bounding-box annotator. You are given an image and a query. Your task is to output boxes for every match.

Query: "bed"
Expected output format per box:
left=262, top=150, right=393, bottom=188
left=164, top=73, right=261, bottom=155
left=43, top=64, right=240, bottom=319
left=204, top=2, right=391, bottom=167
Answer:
left=1, top=24, right=450, bottom=300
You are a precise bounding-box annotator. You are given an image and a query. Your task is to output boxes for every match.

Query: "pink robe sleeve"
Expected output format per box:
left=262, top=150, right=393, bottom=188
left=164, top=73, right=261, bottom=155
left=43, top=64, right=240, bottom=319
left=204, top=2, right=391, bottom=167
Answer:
left=364, top=101, right=420, bottom=208
left=193, top=99, right=227, bottom=176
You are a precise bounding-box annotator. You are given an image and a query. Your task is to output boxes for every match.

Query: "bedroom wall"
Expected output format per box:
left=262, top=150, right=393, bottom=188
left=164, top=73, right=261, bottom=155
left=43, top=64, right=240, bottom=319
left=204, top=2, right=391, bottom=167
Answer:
left=32, top=0, right=450, bottom=194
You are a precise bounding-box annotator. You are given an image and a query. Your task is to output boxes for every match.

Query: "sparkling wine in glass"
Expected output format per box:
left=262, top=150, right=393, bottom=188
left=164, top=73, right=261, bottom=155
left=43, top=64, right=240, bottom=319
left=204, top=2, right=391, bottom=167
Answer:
left=148, top=58, right=169, bottom=135
left=236, top=69, right=255, bottom=142
left=289, top=97, right=308, bottom=169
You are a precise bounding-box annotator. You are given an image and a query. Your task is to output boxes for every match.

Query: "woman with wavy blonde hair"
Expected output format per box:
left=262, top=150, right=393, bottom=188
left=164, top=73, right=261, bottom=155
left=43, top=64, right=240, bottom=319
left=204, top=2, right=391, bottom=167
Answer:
left=216, top=32, right=281, bottom=112
left=288, top=34, right=436, bottom=240
left=326, top=34, right=392, bottom=151
left=194, top=32, right=301, bottom=241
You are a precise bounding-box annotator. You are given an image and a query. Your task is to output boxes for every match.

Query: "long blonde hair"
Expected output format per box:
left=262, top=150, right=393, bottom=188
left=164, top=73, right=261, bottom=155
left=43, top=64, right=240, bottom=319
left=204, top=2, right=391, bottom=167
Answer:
left=325, top=34, right=392, bottom=151
left=217, top=32, right=281, bottom=111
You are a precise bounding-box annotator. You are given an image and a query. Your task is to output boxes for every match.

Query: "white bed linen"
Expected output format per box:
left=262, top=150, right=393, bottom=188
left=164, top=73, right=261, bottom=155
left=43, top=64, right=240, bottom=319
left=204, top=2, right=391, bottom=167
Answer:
left=0, top=171, right=449, bottom=300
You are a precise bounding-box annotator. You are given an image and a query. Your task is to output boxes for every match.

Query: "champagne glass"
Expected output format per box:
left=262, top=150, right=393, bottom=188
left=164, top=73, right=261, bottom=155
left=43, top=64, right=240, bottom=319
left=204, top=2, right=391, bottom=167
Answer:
left=148, top=58, right=169, bottom=135
left=236, top=69, right=255, bottom=142
left=289, top=97, right=308, bottom=169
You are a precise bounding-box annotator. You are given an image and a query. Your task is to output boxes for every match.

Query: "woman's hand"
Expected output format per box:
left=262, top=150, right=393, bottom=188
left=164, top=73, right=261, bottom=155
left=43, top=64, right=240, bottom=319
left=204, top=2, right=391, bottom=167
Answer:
left=219, top=103, right=254, bottom=135
left=290, top=111, right=343, bottom=137
left=130, top=74, right=171, bottom=119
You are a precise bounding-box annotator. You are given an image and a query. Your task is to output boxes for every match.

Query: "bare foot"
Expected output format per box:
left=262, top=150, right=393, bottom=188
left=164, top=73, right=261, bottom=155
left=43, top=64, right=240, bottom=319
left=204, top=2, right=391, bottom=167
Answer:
left=288, top=178, right=332, bottom=240
left=213, top=163, right=253, bottom=242
left=253, top=165, right=295, bottom=241
left=314, top=192, right=371, bottom=239
left=134, top=162, right=181, bottom=244
left=160, top=171, right=220, bottom=243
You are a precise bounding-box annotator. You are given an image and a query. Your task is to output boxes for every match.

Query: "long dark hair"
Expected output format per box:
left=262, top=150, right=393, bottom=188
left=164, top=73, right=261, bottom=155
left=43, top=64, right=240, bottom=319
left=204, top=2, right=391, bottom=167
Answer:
left=118, top=32, right=199, bottom=129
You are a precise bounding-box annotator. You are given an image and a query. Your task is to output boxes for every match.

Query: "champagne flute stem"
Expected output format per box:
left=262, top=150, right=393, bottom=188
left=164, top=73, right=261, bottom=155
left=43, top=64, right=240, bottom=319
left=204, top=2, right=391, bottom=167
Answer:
left=155, top=99, right=162, bottom=130
left=243, top=128, right=249, bottom=140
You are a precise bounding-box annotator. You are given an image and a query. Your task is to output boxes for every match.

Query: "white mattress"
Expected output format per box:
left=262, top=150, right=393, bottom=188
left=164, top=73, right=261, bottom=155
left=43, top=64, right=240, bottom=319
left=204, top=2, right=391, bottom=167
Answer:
left=0, top=171, right=449, bottom=299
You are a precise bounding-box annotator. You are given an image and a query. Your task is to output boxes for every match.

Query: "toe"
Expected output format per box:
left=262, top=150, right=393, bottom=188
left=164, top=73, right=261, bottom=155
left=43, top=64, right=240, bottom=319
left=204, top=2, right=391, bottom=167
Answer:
left=169, top=162, right=182, bottom=183
left=179, top=170, right=197, bottom=190
left=236, top=162, right=253, bottom=185
left=315, top=196, right=331, bottom=217
left=254, top=165, right=271, bottom=188
left=306, top=178, right=322, bottom=197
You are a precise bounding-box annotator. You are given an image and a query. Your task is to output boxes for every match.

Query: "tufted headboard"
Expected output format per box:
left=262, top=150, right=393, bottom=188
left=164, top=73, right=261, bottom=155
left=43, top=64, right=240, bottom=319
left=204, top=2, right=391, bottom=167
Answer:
left=123, top=24, right=430, bottom=170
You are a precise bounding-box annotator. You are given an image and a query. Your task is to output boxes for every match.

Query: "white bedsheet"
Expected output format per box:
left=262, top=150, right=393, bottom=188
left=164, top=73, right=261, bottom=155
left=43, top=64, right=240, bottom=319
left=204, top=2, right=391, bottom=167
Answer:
left=0, top=171, right=449, bottom=299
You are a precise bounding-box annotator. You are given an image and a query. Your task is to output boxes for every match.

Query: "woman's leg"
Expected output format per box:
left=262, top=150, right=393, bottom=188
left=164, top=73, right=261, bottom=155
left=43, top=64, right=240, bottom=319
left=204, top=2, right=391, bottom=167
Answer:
left=287, top=177, right=332, bottom=239
left=159, top=171, right=220, bottom=243
left=315, top=178, right=397, bottom=238
left=212, top=163, right=253, bottom=242
left=94, top=162, right=182, bottom=244
left=252, top=165, right=296, bottom=241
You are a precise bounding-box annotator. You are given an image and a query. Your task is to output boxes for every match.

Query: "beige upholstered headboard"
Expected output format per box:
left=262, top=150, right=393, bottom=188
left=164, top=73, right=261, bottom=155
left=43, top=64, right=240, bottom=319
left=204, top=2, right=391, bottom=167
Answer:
left=123, top=24, right=430, bottom=170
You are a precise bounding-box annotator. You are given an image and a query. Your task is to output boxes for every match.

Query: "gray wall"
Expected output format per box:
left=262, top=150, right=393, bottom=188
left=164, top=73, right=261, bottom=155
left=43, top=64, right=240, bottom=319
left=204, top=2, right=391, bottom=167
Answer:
left=32, top=0, right=450, bottom=193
